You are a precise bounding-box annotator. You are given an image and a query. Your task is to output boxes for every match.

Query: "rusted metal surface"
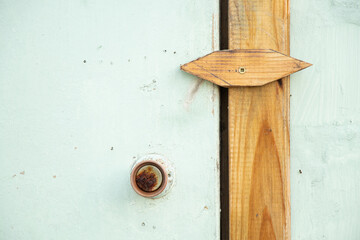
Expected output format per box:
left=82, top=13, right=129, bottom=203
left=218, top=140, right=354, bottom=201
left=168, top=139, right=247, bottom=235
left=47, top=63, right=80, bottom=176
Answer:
left=135, top=165, right=162, bottom=192
left=130, top=156, right=173, bottom=198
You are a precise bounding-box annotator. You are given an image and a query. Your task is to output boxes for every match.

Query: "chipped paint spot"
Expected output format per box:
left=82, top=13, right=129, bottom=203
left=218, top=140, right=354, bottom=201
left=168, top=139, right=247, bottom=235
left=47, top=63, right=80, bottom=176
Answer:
left=140, top=79, right=157, bottom=92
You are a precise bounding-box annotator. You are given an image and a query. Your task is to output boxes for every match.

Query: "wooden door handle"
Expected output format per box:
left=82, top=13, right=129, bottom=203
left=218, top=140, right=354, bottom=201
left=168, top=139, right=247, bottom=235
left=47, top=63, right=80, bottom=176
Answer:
left=181, top=49, right=311, bottom=87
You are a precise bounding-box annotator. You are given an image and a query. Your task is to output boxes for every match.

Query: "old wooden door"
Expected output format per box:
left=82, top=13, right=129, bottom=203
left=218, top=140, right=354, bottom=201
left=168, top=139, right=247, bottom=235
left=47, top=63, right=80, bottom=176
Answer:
left=0, top=1, right=220, bottom=239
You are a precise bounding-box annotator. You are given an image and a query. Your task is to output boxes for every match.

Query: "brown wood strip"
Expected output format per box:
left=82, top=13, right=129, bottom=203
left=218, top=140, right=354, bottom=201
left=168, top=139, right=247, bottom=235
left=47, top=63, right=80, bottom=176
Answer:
left=228, top=0, right=291, bottom=239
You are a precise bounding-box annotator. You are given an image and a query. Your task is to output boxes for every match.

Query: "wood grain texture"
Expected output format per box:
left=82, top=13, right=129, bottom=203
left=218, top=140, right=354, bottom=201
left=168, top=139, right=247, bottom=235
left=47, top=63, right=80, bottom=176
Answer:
left=181, top=49, right=310, bottom=87
left=228, top=0, right=291, bottom=239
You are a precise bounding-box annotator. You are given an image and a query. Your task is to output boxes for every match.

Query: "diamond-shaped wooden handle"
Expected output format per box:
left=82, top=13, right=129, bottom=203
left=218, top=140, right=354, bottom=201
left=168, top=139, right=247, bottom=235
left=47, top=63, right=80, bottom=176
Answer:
left=181, top=49, right=311, bottom=87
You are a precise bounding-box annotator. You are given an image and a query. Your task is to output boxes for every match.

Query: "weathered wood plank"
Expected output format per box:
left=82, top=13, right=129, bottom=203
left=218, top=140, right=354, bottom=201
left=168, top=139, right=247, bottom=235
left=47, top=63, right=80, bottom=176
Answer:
left=228, top=0, right=291, bottom=239
left=181, top=49, right=310, bottom=87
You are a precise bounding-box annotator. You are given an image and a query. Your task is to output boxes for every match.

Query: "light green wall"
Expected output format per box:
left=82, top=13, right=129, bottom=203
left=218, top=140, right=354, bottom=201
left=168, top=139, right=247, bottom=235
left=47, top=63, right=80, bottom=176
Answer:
left=0, top=1, right=220, bottom=239
left=1, top=0, right=359, bottom=239
left=290, top=0, right=360, bottom=239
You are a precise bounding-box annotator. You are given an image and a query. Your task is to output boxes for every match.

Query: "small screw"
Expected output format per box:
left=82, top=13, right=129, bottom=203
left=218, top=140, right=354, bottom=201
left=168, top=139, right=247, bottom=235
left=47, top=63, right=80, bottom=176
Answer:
left=239, top=67, right=246, bottom=74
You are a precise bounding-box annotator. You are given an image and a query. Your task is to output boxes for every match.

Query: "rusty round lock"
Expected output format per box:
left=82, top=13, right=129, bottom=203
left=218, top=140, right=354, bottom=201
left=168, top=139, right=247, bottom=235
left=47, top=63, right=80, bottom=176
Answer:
left=130, top=154, right=174, bottom=198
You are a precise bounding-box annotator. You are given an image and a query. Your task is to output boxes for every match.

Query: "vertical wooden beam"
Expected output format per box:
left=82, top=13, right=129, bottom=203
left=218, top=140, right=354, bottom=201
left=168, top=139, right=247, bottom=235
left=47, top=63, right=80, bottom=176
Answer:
left=228, top=0, right=290, bottom=239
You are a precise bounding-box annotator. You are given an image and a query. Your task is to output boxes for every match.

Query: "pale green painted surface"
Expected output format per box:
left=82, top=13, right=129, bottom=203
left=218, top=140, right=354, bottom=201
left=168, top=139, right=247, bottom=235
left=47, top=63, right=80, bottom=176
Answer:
left=0, top=1, right=220, bottom=239
left=291, top=0, right=360, bottom=239
left=2, top=0, right=359, bottom=239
